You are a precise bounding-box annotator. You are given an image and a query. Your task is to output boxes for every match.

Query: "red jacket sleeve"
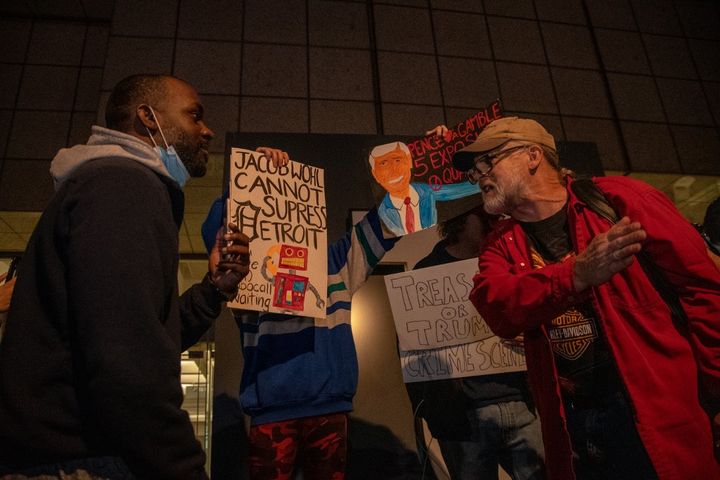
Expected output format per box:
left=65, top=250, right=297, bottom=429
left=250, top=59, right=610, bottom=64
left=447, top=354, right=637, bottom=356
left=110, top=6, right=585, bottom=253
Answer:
left=598, top=177, right=720, bottom=401
left=469, top=221, right=588, bottom=338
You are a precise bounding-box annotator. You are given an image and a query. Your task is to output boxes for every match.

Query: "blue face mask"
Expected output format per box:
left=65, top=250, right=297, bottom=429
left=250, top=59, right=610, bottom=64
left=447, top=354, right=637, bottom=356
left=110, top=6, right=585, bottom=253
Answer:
left=154, top=144, right=189, bottom=188
left=146, top=106, right=190, bottom=188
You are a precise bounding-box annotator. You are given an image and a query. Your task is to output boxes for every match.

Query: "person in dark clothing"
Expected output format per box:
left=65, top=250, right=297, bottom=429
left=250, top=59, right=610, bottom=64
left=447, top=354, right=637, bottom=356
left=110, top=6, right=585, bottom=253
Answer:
left=705, top=197, right=720, bottom=250
left=407, top=194, right=545, bottom=480
left=0, top=74, right=251, bottom=479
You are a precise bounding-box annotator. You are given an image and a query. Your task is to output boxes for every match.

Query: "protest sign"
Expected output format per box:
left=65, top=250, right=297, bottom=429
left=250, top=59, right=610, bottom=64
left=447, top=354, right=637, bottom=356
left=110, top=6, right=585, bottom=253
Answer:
left=385, top=257, right=526, bottom=381
left=368, top=100, right=502, bottom=237
left=227, top=148, right=328, bottom=318
left=400, top=338, right=526, bottom=383
left=385, top=258, right=494, bottom=351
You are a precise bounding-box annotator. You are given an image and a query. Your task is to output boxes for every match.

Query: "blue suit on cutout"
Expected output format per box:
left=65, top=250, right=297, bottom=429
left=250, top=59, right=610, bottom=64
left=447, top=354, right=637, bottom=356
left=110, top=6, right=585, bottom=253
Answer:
left=379, top=181, right=480, bottom=236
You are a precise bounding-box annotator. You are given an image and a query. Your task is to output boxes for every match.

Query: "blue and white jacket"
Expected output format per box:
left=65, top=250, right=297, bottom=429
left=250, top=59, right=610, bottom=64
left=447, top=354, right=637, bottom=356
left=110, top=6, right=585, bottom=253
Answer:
left=203, top=202, right=397, bottom=425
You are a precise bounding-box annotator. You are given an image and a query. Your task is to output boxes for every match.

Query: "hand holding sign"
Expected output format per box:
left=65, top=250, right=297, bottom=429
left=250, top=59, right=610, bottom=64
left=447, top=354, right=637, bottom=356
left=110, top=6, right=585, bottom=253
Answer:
left=256, top=146, right=289, bottom=167
left=209, top=223, right=250, bottom=299
left=424, top=124, right=452, bottom=143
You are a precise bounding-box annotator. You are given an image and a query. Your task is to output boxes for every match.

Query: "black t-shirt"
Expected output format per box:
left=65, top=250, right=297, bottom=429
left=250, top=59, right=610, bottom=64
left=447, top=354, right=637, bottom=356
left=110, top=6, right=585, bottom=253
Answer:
left=520, top=205, right=572, bottom=262
left=520, top=206, right=620, bottom=397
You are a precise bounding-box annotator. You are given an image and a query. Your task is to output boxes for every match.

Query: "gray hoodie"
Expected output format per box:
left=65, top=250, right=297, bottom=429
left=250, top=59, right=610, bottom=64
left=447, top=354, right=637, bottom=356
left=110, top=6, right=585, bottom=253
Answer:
left=50, top=125, right=173, bottom=190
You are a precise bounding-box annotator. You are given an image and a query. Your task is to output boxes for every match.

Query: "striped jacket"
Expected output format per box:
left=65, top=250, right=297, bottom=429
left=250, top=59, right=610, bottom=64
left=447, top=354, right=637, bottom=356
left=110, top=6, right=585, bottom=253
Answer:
left=229, top=208, right=398, bottom=425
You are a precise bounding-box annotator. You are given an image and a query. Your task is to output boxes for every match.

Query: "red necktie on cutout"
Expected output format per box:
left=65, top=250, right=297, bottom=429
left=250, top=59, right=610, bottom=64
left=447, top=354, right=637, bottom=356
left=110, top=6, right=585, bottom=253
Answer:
left=404, top=196, right=415, bottom=233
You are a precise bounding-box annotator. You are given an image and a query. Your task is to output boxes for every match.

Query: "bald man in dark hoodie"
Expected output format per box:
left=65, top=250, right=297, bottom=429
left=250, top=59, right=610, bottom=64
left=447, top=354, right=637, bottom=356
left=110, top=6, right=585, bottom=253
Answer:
left=0, top=74, right=257, bottom=479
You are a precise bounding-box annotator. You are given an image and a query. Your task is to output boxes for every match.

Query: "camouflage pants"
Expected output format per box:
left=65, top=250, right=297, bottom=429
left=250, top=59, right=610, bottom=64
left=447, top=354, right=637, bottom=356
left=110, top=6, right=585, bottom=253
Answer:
left=249, top=412, right=347, bottom=480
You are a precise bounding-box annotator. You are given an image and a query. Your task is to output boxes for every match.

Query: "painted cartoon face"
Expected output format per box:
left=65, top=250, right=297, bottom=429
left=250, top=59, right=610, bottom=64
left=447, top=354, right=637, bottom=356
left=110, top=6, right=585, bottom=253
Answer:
left=371, top=144, right=413, bottom=197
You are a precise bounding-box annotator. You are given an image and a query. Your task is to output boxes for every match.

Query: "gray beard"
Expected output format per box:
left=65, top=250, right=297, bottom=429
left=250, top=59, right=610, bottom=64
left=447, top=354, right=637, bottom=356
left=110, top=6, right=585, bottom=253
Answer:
left=482, top=169, right=524, bottom=216
left=483, top=187, right=510, bottom=215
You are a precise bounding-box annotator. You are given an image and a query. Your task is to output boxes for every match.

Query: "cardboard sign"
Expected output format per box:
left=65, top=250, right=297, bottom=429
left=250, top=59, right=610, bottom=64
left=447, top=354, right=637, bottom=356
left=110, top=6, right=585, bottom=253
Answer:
left=368, top=101, right=502, bottom=237
left=227, top=148, right=328, bottom=318
left=385, top=258, right=494, bottom=351
left=385, top=258, right=526, bottom=382
left=400, top=338, right=527, bottom=383
left=408, top=100, right=503, bottom=187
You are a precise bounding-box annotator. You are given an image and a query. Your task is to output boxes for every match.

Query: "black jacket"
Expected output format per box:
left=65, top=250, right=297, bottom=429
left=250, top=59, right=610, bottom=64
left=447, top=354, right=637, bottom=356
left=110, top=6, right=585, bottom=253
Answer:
left=0, top=157, right=223, bottom=479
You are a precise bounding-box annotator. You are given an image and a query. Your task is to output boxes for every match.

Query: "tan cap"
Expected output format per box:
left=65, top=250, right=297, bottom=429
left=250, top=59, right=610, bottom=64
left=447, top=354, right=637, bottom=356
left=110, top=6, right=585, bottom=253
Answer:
left=452, top=117, right=556, bottom=172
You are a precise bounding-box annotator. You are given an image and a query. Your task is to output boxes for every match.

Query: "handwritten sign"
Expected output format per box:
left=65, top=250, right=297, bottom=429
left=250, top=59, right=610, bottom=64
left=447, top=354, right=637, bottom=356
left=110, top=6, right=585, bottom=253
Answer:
left=227, top=148, right=328, bottom=318
left=368, top=100, right=502, bottom=237
left=409, top=100, right=502, bottom=187
left=385, top=258, right=526, bottom=381
left=401, top=338, right=526, bottom=383
left=385, top=258, right=494, bottom=351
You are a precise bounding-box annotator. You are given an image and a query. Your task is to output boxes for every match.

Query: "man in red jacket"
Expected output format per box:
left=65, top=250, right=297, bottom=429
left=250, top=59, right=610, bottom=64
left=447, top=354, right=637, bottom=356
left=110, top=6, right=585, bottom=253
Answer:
left=452, top=116, right=720, bottom=480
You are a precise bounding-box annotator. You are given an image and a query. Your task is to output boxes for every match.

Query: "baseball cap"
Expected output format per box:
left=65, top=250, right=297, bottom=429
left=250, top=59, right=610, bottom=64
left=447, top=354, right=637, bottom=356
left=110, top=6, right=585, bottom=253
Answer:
left=452, top=117, right=556, bottom=172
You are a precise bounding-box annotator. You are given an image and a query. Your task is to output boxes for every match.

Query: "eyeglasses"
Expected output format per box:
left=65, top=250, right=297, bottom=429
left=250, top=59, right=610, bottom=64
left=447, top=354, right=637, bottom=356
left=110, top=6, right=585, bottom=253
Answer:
left=466, top=145, right=528, bottom=183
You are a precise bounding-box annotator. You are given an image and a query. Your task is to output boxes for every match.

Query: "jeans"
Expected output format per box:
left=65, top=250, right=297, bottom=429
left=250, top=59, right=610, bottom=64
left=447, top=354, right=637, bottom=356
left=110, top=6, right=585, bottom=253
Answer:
left=563, top=392, right=657, bottom=480
left=437, top=400, right=545, bottom=480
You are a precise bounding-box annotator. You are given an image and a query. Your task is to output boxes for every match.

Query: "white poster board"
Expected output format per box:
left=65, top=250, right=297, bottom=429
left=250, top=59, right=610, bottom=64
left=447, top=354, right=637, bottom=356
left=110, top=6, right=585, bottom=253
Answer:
left=400, top=338, right=526, bottom=383
left=227, top=148, right=328, bottom=318
left=385, top=258, right=493, bottom=351
left=384, top=258, right=526, bottom=382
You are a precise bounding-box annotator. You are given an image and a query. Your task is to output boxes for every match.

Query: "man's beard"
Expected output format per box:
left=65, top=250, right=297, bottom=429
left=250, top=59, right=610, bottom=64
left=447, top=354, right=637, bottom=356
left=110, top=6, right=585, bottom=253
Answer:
left=483, top=186, right=508, bottom=215
left=482, top=170, right=522, bottom=216
left=166, top=127, right=208, bottom=177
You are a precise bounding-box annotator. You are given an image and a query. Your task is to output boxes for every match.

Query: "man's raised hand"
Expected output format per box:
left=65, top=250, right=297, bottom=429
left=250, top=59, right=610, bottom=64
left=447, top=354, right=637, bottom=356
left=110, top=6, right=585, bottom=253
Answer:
left=573, top=217, right=646, bottom=292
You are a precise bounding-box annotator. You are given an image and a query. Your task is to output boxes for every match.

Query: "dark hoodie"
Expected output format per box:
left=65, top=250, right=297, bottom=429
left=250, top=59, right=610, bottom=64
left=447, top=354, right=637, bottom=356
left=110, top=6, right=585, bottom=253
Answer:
left=0, top=126, right=222, bottom=479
